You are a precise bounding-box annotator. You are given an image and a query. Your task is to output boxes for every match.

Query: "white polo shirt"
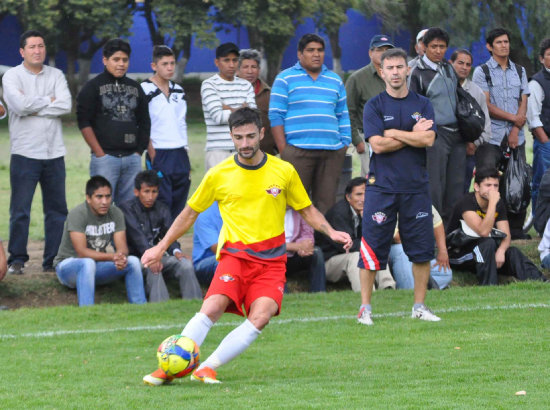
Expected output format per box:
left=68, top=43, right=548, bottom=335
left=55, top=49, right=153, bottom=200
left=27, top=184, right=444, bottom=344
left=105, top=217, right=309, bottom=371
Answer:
left=141, top=80, right=188, bottom=149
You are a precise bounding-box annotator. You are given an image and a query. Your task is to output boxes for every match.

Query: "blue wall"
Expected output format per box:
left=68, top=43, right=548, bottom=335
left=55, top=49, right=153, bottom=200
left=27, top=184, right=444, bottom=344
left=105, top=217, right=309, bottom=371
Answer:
left=0, top=10, right=492, bottom=75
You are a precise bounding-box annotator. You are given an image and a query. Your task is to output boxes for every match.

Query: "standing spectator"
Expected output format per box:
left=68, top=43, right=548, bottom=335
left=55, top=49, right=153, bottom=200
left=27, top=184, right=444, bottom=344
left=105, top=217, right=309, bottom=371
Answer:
left=346, top=35, right=394, bottom=177
left=447, top=168, right=545, bottom=285
left=408, top=28, right=428, bottom=69
left=409, top=27, right=462, bottom=225
left=527, top=38, right=550, bottom=226
left=77, top=38, right=150, bottom=205
left=201, top=42, right=256, bottom=170
left=2, top=30, right=71, bottom=274
left=450, top=49, right=492, bottom=192
left=285, top=208, right=326, bottom=292
left=269, top=33, right=351, bottom=214
left=472, top=27, right=530, bottom=239
left=315, top=177, right=395, bottom=292
left=0, top=240, right=6, bottom=310
left=192, top=202, right=223, bottom=287
left=142, top=45, right=191, bottom=221
left=53, top=176, right=147, bottom=307
left=237, top=49, right=276, bottom=155
left=358, top=48, right=439, bottom=325
left=119, top=171, right=202, bottom=302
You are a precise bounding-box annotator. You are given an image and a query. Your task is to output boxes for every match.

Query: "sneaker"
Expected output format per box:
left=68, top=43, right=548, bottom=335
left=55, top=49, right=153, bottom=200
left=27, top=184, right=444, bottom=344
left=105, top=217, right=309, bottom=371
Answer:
left=191, top=366, right=221, bottom=384
left=143, top=368, right=173, bottom=386
left=411, top=305, right=441, bottom=322
left=357, top=306, right=374, bottom=326
left=7, top=263, right=24, bottom=275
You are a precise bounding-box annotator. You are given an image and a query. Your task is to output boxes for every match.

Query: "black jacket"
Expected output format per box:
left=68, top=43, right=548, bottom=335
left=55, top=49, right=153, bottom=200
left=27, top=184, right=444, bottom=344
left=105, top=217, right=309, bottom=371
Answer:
left=315, top=199, right=361, bottom=261
left=118, top=197, right=180, bottom=258
left=77, top=70, right=150, bottom=155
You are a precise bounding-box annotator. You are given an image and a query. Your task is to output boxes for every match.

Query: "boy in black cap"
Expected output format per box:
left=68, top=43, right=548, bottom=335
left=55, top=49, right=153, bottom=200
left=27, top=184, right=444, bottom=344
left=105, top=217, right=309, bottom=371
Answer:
left=201, top=42, right=256, bottom=170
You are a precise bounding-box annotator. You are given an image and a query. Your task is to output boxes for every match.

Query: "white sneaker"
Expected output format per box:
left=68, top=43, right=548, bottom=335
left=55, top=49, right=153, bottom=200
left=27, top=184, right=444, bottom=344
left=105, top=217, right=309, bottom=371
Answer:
left=411, top=305, right=441, bottom=322
left=357, top=306, right=374, bottom=325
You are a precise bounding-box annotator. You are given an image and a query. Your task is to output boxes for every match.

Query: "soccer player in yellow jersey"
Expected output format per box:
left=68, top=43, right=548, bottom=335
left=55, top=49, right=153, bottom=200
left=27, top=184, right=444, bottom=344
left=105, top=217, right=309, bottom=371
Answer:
left=142, top=107, right=352, bottom=385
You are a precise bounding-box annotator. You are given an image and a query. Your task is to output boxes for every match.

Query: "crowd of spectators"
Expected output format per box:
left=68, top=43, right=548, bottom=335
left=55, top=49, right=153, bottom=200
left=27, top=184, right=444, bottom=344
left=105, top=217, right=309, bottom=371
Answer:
left=0, top=26, right=549, bottom=309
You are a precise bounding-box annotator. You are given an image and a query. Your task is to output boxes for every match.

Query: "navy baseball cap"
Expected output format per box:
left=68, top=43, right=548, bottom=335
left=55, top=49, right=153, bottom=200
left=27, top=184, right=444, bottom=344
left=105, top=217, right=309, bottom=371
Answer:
left=369, top=35, right=394, bottom=49
left=216, top=42, right=239, bottom=58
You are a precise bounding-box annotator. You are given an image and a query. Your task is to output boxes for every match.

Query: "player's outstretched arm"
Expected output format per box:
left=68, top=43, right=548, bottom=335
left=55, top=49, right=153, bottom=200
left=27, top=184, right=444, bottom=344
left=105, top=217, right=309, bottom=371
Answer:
left=298, top=205, right=353, bottom=251
left=141, top=205, right=199, bottom=268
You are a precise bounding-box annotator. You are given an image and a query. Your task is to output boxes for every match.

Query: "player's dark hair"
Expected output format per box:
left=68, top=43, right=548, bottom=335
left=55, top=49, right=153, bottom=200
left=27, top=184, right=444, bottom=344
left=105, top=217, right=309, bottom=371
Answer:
left=539, top=38, right=550, bottom=58
left=423, top=27, right=450, bottom=47
left=134, top=170, right=160, bottom=190
left=103, top=38, right=131, bottom=58
left=450, top=48, right=473, bottom=63
left=239, top=49, right=261, bottom=67
left=486, top=28, right=510, bottom=47
left=152, top=45, right=175, bottom=63
left=298, top=33, right=325, bottom=53
left=20, top=30, right=44, bottom=49
left=345, top=177, right=367, bottom=196
left=474, top=168, right=500, bottom=185
left=381, top=48, right=408, bottom=66
left=86, top=176, right=112, bottom=197
left=228, top=107, right=263, bottom=131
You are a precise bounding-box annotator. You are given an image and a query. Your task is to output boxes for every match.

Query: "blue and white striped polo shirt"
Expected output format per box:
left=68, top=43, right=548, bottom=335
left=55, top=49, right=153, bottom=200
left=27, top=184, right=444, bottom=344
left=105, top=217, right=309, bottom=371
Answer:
left=269, top=62, right=351, bottom=150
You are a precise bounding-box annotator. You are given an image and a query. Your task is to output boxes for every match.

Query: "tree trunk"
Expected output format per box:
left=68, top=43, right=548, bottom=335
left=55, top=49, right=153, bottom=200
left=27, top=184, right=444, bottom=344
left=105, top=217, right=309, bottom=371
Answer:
left=77, top=58, right=92, bottom=88
left=266, top=51, right=284, bottom=86
left=175, top=57, right=188, bottom=83
left=328, top=31, right=343, bottom=77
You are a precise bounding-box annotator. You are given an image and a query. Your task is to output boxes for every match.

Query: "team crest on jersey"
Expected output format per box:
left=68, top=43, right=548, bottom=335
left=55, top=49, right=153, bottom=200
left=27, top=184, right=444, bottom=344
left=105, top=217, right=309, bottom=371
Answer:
left=266, top=185, right=282, bottom=198
left=411, top=112, right=423, bottom=122
left=372, top=212, right=387, bottom=224
left=219, top=274, right=235, bottom=283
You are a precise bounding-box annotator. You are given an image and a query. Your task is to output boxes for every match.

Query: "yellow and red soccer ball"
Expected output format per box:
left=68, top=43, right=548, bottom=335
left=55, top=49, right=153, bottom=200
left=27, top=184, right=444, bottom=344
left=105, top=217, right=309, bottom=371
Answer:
left=157, top=335, right=200, bottom=378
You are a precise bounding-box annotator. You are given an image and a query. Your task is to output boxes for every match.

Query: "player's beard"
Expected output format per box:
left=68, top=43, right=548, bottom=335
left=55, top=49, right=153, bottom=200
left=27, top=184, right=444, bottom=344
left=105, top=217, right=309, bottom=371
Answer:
left=238, top=144, right=259, bottom=159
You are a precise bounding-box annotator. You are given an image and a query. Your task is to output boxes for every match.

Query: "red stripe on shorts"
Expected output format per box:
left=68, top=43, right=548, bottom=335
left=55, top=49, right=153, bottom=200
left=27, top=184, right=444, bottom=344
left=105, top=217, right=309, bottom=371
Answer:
left=360, top=238, right=380, bottom=271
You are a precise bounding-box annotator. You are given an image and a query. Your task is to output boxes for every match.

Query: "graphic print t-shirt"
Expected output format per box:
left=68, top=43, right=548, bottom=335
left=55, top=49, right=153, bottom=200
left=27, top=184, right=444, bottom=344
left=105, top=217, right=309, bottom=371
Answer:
left=363, top=91, right=436, bottom=193
left=53, top=202, right=126, bottom=266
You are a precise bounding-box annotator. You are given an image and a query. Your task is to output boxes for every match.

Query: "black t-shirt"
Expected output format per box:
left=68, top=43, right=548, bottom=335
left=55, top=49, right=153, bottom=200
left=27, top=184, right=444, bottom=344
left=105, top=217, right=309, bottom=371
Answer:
left=447, top=192, right=508, bottom=234
left=363, top=90, right=436, bottom=193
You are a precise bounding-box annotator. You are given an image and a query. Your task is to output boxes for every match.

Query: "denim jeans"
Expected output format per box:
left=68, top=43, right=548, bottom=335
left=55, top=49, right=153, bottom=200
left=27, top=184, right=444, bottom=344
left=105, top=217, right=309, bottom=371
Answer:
left=193, top=255, right=218, bottom=287
left=8, top=155, right=67, bottom=268
left=90, top=153, right=142, bottom=205
left=55, top=256, right=147, bottom=306
left=531, top=139, right=550, bottom=214
left=389, top=243, right=452, bottom=290
left=541, top=254, right=550, bottom=269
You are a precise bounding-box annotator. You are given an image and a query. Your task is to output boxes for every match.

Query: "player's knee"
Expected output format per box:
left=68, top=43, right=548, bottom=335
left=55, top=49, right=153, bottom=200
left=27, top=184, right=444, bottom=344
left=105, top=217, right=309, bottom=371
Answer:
left=247, top=311, right=272, bottom=330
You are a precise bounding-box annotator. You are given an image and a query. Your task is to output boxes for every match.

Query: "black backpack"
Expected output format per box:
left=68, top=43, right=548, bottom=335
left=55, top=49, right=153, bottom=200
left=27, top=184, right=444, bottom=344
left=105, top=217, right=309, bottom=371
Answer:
left=456, top=84, right=486, bottom=142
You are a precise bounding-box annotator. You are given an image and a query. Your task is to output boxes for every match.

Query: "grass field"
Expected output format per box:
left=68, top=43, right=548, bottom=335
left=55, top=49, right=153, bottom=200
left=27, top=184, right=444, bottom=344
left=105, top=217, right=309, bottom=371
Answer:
left=0, top=283, right=548, bottom=408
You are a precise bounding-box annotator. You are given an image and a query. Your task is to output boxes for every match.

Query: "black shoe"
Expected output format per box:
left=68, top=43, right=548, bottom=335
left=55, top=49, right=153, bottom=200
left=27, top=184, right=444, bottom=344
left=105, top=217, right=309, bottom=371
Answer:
left=7, top=262, right=24, bottom=275
left=512, top=232, right=531, bottom=240
left=43, top=266, right=55, bottom=273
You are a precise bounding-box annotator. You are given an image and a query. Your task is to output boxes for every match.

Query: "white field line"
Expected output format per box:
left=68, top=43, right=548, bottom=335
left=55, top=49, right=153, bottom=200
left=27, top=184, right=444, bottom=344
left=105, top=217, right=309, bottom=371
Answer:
left=1, top=303, right=548, bottom=340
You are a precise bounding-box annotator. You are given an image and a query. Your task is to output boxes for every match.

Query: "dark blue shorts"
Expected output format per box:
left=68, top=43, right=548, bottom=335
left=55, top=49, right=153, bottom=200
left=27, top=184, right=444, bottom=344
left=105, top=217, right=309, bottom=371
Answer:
left=358, top=191, right=435, bottom=270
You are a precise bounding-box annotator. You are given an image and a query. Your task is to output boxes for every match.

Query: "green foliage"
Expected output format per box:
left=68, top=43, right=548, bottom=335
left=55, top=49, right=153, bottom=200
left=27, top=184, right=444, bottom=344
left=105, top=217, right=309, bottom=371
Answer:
left=0, top=283, right=549, bottom=407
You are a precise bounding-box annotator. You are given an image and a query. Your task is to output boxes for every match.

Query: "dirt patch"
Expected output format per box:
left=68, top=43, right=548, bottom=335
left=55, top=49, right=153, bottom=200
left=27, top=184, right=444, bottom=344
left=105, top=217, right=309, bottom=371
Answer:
left=0, top=236, right=195, bottom=310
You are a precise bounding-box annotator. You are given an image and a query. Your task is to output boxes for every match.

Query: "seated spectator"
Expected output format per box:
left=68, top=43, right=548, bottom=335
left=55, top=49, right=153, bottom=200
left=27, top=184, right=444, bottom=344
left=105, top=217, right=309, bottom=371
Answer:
left=447, top=168, right=546, bottom=285
left=192, top=201, right=223, bottom=286
left=315, top=177, right=395, bottom=291
left=0, top=101, right=6, bottom=119
left=53, top=176, right=147, bottom=306
left=538, top=218, right=550, bottom=269
left=285, top=208, right=326, bottom=292
left=119, top=171, right=202, bottom=302
left=389, top=206, right=452, bottom=290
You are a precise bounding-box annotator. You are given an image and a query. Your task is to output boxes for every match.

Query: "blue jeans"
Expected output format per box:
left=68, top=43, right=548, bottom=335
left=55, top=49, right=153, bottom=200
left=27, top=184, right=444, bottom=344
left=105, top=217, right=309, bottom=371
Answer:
left=8, top=155, right=67, bottom=268
left=388, top=243, right=453, bottom=290
left=541, top=254, right=550, bottom=269
left=531, top=139, right=550, bottom=214
left=55, top=256, right=147, bottom=306
left=90, top=153, right=142, bottom=205
left=194, top=255, right=218, bottom=287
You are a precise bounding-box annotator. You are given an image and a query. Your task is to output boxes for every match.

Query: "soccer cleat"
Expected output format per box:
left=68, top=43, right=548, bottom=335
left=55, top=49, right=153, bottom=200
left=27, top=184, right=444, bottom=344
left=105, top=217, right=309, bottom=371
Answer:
left=191, top=366, right=221, bottom=384
left=143, top=368, right=173, bottom=386
left=357, top=306, right=374, bottom=326
left=411, top=305, right=441, bottom=322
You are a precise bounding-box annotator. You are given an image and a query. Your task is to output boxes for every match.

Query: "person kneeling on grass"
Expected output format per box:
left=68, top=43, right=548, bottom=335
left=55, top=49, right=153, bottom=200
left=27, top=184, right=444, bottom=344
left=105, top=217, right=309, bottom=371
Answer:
left=53, top=176, right=147, bottom=306
left=142, top=107, right=352, bottom=386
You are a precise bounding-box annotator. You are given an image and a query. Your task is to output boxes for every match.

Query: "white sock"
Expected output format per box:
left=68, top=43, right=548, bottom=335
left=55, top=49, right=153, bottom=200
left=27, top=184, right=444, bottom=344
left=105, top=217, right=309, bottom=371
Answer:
left=181, top=312, right=213, bottom=347
left=199, top=319, right=261, bottom=371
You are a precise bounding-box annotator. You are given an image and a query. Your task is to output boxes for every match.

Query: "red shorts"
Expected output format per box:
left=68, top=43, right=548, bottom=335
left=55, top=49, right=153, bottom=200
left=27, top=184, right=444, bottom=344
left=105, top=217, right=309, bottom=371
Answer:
left=204, top=253, right=286, bottom=317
